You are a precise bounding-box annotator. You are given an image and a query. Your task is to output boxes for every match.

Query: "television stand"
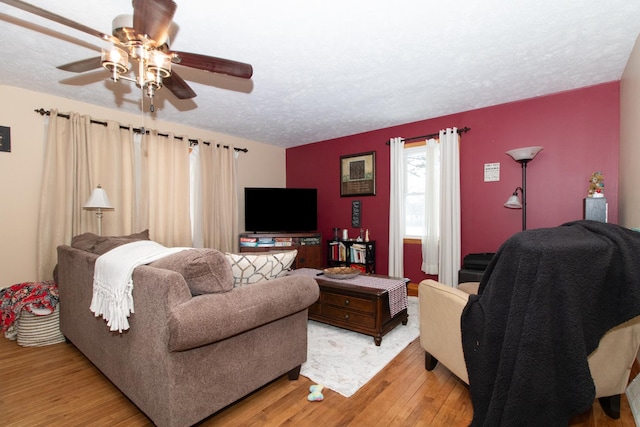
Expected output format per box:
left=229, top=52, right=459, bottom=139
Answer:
left=238, top=232, right=322, bottom=269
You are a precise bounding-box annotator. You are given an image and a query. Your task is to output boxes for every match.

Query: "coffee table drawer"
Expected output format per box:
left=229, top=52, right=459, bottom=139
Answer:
left=322, top=305, right=375, bottom=329
left=321, top=293, right=375, bottom=312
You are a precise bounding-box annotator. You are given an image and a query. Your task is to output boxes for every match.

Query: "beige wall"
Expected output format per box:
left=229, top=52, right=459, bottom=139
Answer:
left=620, top=34, right=640, bottom=230
left=0, top=85, right=285, bottom=286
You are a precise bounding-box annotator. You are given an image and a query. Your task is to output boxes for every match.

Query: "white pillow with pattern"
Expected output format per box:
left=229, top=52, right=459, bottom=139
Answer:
left=225, top=250, right=298, bottom=287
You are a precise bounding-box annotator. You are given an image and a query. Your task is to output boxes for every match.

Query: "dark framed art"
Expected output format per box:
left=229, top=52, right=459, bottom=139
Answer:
left=340, top=151, right=376, bottom=197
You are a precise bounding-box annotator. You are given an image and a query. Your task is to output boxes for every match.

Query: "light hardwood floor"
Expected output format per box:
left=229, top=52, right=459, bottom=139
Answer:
left=0, top=334, right=636, bottom=426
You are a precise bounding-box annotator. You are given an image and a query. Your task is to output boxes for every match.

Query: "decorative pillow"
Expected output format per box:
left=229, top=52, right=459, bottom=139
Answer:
left=225, top=250, right=298, bottom=287
left=149, top=249, right=234, bottom=295
left=71, top=230, right=150, bottom=255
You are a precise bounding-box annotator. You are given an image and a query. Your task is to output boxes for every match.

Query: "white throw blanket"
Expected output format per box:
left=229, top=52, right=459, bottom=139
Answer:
left=90, top=241, right=188, bottom=333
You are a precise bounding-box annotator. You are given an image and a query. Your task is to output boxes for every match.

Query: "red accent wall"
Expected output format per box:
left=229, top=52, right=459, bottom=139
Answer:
left=286, top=82, right=620, bottom=283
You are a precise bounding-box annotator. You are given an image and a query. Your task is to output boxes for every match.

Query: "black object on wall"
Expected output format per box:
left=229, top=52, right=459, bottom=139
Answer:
left=0, top=126, right=10, bottom=152
left=351, top=200, right=361, bottom=227
left=584, top=197, right=607, bottom=222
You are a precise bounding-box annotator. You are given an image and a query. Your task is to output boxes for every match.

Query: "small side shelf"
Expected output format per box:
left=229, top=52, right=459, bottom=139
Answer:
left=327, top=240, right=375, bottom=273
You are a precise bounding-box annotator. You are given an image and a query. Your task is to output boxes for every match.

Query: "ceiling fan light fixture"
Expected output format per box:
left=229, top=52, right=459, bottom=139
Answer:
left=3, top=0, right=253, bottom=113
left=146, top=50, right=172, bottom=79
left=101, top=46, right=130, bottom=79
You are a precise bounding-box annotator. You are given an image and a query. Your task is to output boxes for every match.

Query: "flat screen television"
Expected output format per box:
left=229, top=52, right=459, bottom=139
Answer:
left=244, top=187, right=318, bottom=233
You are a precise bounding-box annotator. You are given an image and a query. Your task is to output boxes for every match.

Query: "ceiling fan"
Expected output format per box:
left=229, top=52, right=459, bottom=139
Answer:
left=0, top=0, right=253, bottom=111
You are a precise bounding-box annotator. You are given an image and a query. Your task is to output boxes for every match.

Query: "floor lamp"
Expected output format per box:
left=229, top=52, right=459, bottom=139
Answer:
left=504, top=146, right=543, bottom=230
left=83, top=185, right=113, bottom=236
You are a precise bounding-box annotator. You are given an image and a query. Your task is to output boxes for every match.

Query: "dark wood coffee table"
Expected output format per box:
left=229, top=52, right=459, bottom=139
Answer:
left=308, top=275, right=409, bottom=346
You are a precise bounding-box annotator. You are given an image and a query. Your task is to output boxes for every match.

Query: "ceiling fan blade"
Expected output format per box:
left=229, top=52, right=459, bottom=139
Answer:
left=57, top=56, right=102, bottom=73
left=0, top=0, right=120, bottom=44
left=163, top=71, right=197, bottom=100
left=132, top=0, right=176, bottom=46
left=170, top=51, right=253, bottom=79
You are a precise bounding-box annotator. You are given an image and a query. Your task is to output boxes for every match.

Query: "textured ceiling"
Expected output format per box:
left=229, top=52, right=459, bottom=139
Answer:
left=1, top=0, right=639, bottom=149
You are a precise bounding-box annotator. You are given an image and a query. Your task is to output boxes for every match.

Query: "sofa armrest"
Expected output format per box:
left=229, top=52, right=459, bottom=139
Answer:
left=589, top=315, right=640, bottom=398
left=418, top=279, right=471, bottom=384
left=167, top=275, right=320, bottom=352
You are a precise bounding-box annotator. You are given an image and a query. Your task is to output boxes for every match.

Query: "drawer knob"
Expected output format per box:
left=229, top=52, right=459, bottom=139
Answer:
left=344, top=299, right=350, bottom=306
left=344, top=314, right=350, bottom=320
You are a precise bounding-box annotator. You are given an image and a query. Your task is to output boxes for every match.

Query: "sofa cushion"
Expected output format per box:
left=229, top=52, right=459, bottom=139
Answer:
left=225, top=250, right=297, bottom=286
left=71, top=230, right=150, bottom=255
left=149, top=249, right=234, bottom=295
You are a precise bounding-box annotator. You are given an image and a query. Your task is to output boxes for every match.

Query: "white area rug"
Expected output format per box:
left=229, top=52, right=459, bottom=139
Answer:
left=301, top=296, right=419, bottom=397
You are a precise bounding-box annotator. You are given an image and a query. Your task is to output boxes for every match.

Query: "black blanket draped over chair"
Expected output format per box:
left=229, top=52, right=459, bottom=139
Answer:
left=461, top=220, right=640, bottom=426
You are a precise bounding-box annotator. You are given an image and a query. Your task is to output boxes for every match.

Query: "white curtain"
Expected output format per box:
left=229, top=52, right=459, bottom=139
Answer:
left=421, top=138, right=440, bottom=274
left=36, top=111, right=135, bottom=280
left=438, top=128, right=461, bottom=286
left=388, top=137, right=405, bottom=277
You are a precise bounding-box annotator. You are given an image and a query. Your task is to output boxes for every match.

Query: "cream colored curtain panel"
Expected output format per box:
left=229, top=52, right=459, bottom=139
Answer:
left=37, top=110, right=237, bottom=280
left=140, top=130, right=192, bottom=247
left=196, top=142, right=239, bottom=252
left=36, top=111, right=135, bottom=280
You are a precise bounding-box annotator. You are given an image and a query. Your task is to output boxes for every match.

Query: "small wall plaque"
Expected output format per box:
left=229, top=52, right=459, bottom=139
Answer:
left=0, top=126, right=11, bottom=152
left=352, top=200, right=361, bottom=228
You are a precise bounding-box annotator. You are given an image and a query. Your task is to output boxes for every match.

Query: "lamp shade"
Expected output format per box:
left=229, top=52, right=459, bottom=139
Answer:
left=504, top=194, right=522, bottom=209
left=506, top=146, right=543, bottom=162
left=83, top=185, right=113, bottom=209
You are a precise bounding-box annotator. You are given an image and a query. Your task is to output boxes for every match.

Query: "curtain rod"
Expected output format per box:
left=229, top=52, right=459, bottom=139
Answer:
left=385, top=126, right=471, bottom=144
left=34, top=108, right=248, bottom=153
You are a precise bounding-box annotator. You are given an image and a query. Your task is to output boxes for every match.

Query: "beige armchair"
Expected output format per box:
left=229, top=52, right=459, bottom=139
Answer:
left=419, top=279, right=640, bottom=419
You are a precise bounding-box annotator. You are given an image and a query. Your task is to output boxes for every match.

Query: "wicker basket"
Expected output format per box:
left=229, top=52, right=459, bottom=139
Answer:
left=16, top=305, right=65, bottom=347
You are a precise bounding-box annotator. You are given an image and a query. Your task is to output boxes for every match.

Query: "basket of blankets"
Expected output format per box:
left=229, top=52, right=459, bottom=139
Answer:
left=0, top=281, right=64, bottom=346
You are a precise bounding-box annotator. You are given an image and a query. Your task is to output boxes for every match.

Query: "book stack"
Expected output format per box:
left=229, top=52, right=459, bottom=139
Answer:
left=240, top=237, right=258, bottom=247
left=329, top=241, right=347, bottom=261
left=274, top=237, right=293, bottom=247
left=350, top=243, right=367, bottom=263
left=257, top=237, right=275, bottom=247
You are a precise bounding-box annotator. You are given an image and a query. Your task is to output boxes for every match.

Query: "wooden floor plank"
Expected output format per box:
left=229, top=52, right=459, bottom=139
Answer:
left=1, top=334, right=636, bottom=426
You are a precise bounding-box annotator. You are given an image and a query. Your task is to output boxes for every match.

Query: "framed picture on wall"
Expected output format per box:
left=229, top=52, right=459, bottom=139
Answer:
left=340, top=151, right=376, bottom=197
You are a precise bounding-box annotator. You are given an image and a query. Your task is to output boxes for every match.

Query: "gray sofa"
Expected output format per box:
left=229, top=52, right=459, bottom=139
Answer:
left=56, top=233, right=319, bottom=427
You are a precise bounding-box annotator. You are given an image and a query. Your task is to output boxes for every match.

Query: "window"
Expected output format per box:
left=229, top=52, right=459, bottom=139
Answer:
left=404, top=145, right=425, bottom=237
left=404, top=143, right=439, bottom=238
